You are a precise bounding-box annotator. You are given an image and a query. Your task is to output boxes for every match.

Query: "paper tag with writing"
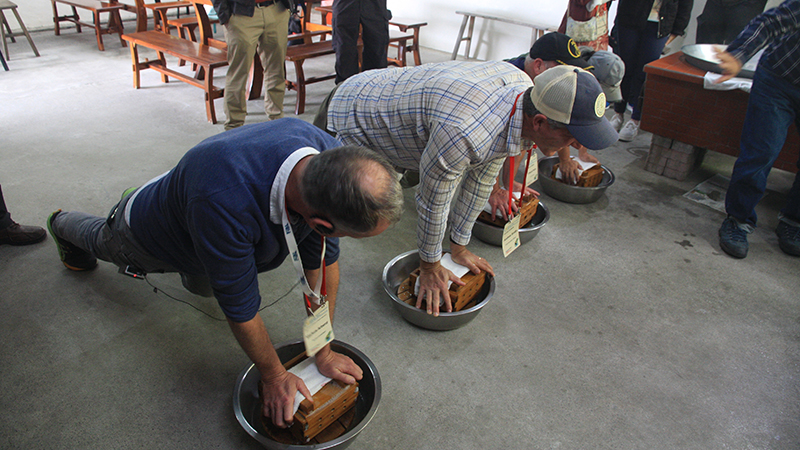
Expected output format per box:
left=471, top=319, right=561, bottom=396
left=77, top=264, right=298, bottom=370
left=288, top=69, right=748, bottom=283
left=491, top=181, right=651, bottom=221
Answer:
left=502, top=214, right=521, bottom=257
left=525, top=152, right=538, bottom=185
left=302, top=301, right=334, bottom=357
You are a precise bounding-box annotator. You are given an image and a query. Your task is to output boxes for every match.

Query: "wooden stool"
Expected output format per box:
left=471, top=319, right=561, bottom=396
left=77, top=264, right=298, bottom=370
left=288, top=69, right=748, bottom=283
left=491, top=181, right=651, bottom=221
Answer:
left=0, top=0, right=39, bottom=59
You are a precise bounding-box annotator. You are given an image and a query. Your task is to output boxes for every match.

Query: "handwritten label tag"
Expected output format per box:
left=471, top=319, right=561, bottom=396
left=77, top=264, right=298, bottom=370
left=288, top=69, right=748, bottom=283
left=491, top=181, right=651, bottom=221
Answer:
left=302, top=301, right=334, bottom=357
left=502, top=214, right=521, bottom=257
left=525, top=152, right=538, bottom=185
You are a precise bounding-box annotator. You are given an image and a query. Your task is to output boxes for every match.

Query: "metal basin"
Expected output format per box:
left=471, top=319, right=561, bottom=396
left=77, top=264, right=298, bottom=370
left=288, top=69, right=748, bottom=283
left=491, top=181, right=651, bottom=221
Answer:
left=381, top=250, right=495, bottom=331
left=472, top=200, right=550, bottom=246
left=538, top=156, right=614, bottom=204
left=681, top=44, right=757, bottom=79
left=233, top=339, right=380, bottom=450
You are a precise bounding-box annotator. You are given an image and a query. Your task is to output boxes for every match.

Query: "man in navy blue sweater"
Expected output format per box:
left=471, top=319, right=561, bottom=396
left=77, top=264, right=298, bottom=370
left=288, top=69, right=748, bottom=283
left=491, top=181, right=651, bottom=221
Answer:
left=715, top=0, right=800, bottom=258
left=47, top=118, right=404, bottom=428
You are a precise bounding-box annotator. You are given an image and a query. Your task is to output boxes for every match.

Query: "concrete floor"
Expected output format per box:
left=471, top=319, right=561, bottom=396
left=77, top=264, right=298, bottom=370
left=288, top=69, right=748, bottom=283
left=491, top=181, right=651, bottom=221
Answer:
left=2, top=28, right=799, bottom=450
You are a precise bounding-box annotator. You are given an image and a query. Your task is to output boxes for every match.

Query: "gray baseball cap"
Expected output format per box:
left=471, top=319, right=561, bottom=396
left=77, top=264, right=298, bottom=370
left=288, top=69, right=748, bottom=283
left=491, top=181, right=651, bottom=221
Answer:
left=587, top=51, right=625, bottom=102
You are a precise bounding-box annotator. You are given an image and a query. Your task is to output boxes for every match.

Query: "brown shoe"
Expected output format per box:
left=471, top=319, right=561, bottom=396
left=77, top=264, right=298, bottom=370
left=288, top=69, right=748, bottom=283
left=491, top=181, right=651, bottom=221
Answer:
left=0, top=222, right=47, bottom=246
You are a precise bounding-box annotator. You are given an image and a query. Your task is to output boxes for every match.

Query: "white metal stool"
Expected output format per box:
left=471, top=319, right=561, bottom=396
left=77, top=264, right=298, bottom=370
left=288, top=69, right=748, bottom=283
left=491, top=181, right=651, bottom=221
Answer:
left=0, top=0, right=39, bottom=59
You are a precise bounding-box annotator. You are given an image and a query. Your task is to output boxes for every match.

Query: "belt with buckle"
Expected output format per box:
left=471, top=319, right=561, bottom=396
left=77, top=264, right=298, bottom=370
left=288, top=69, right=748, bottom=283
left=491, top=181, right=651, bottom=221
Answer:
left=255, top=0, right=276, bottom=7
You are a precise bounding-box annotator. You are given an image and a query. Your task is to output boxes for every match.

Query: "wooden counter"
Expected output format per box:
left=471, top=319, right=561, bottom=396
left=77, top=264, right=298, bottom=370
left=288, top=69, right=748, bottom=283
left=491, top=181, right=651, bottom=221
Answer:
left=641, top=51, right=798, bottom=176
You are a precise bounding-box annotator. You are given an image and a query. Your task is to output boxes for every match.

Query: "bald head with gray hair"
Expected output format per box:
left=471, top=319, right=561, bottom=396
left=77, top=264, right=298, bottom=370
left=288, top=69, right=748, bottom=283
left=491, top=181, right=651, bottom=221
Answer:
left=302, top=145, right=404, bottom=234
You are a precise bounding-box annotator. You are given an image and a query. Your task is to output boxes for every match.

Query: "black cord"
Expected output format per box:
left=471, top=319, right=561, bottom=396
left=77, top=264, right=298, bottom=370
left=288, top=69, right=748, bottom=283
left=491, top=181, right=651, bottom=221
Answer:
left=143, top=275, right=301, bottom=321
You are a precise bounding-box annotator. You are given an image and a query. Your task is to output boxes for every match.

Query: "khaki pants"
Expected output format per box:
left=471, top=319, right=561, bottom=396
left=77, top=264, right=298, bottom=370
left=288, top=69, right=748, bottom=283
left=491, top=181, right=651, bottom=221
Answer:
left=223, top=5, right=290, bottom=130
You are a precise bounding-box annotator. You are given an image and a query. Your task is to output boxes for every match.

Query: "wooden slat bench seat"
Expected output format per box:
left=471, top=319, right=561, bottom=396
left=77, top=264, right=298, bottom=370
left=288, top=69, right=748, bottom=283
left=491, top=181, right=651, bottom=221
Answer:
left=51, top=0, right=126, bottom=51
left=121, top=30, right=227, bottom=123
left=284, top=31, right=336, bottom=115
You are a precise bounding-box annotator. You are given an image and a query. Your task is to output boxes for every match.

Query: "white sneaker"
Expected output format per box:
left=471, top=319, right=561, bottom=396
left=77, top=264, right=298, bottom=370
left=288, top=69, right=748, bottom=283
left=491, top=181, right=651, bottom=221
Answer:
left=618, top=120, right=639, bottom=142
left=609, top=113, right=624, bottom=132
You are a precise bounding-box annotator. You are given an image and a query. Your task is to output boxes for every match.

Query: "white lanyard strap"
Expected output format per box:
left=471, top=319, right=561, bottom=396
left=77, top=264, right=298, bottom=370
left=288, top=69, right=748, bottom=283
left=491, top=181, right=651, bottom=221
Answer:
left=281, top=206, right=326, bottom=305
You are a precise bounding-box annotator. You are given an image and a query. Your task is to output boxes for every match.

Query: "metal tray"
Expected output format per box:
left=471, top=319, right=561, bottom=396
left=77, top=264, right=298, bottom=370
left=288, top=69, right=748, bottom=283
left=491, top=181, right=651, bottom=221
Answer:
left=681, top=44, right=758, bottom=79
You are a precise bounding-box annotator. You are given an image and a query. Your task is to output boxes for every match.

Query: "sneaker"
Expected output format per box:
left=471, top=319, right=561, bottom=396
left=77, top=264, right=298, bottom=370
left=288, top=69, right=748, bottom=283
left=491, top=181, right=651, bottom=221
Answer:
left=47, top=210, right=98, bottom=271
left=719, top=216, right=753, bottom=259
left=0, top=221, right=46, bottom=246
left=618, top=120, right=639, bottom=142
left=121, top=186, right=138, bottom=199
left=609, top=113, right=624, bottom=132
left=776, top=220, right=800, bottom=256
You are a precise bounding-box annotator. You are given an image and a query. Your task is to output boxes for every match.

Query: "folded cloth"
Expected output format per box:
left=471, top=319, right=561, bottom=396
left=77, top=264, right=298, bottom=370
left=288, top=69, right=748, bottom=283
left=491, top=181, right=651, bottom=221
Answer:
left=414, top=253, right=470, bottom=296
left=703, top=72, right=752, bottom=93
left=288, top=357, right=332, bottom=414
left=482, top=191, right=521, bottom=214
left=555, top=157, right=598, bottom=181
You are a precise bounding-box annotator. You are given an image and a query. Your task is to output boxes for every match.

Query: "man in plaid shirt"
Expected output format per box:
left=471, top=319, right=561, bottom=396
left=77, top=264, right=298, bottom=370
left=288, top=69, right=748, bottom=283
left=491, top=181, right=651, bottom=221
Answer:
left=715, top=0, right=800, bottom=258
left=323, top=61, right=618, bottom=314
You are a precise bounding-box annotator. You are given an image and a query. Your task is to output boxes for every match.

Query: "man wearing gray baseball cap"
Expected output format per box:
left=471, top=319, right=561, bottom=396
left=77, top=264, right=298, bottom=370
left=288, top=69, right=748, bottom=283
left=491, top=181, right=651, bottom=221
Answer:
left=585, top=49, right=625, bottom=103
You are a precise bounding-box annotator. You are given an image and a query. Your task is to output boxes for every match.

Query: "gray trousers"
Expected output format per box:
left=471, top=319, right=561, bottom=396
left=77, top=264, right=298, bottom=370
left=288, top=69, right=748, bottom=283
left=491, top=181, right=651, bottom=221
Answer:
left=52, top=193, right=214, bottom=297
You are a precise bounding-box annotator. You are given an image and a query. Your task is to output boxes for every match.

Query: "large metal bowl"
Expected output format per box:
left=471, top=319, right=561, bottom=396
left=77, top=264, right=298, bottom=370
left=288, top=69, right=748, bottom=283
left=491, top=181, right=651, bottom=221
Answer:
left=681, top=44, right=758, bottom=79
left=233, top=339, right=381, bottom=450
left=538, top=156, right=614, bottom=204
left=381, top=250, right=495, bottom=331
left=472, top=200, right=550, bottom=246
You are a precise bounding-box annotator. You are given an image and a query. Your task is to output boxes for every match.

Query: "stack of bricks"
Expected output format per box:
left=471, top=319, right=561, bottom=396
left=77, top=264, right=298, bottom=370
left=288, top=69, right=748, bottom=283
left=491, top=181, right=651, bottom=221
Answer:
left=644, top=135, right=706, bottom=181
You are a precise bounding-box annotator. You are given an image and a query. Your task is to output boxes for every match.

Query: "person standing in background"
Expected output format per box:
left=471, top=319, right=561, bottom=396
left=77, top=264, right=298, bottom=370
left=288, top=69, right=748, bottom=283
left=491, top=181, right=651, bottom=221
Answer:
left=332, top=0, right=390, bottom=84
left=714, top=0, right=800, bottom=258
left=0, top=184, right=46, bottom=246
left=559, top=0, right=612, bottom=51
left=696, top=0, right=768, bottom=45
left=609, top=0, right=694, bottom=142
left=212, top=0, right=291, bottom=130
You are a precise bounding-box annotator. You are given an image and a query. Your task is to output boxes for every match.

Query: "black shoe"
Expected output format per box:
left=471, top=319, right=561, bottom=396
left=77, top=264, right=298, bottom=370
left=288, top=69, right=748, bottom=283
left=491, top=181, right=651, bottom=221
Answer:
left=719, top=216, right=752, bottom=259
left=47, top=210, right=98, bottom=271
left=776, top=220, right=800, bottom=256
left=0, top=222, right=46, bottom=246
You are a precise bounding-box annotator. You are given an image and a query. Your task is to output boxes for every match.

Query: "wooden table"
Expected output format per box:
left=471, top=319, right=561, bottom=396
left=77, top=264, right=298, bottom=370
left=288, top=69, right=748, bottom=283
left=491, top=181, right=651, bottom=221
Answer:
left=641, top=51, right=798, bottom=177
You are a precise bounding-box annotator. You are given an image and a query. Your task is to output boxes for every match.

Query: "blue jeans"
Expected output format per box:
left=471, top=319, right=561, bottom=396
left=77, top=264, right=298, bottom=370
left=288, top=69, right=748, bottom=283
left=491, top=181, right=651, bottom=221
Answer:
left=612, top=22, right=668, bottom=121
left=725, top=68, right=800, bottom=227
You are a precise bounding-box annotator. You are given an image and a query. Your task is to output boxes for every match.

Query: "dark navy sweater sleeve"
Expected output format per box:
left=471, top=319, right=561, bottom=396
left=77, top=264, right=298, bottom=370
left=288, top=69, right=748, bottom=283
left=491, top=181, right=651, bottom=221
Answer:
left=129, top=118, right=342, bottom=322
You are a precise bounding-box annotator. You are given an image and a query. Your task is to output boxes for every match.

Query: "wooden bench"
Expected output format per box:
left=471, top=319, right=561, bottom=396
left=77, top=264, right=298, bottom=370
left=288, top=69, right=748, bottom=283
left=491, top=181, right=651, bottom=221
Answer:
left=121, top=30, right=227, bottom=123
left=51, top=0, right=126, bottom=51
left=285, top=30, right=336, bottom=115
left=451, top=10, right=555, bottom=60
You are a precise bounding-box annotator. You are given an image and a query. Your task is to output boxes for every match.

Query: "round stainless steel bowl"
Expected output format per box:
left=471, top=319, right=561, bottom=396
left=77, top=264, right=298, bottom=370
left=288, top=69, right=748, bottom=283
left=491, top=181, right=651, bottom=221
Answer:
left=472, top=200, right=550, bottom=247
left=681, top=44, right=756, bottom=79
left=381, top=250, right=495, bottom=331
left=538, top=156, right=615, bottom=204
left=233, top=339, right=380, bottom=450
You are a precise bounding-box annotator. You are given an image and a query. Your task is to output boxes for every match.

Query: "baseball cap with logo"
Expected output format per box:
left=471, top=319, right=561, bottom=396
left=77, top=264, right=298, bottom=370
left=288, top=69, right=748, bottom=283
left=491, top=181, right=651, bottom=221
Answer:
left=530, top=65, right=619, bottom=150
left=528, top=32, right=590, bottom=69
left=587, top=51, right=625, bottom=102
